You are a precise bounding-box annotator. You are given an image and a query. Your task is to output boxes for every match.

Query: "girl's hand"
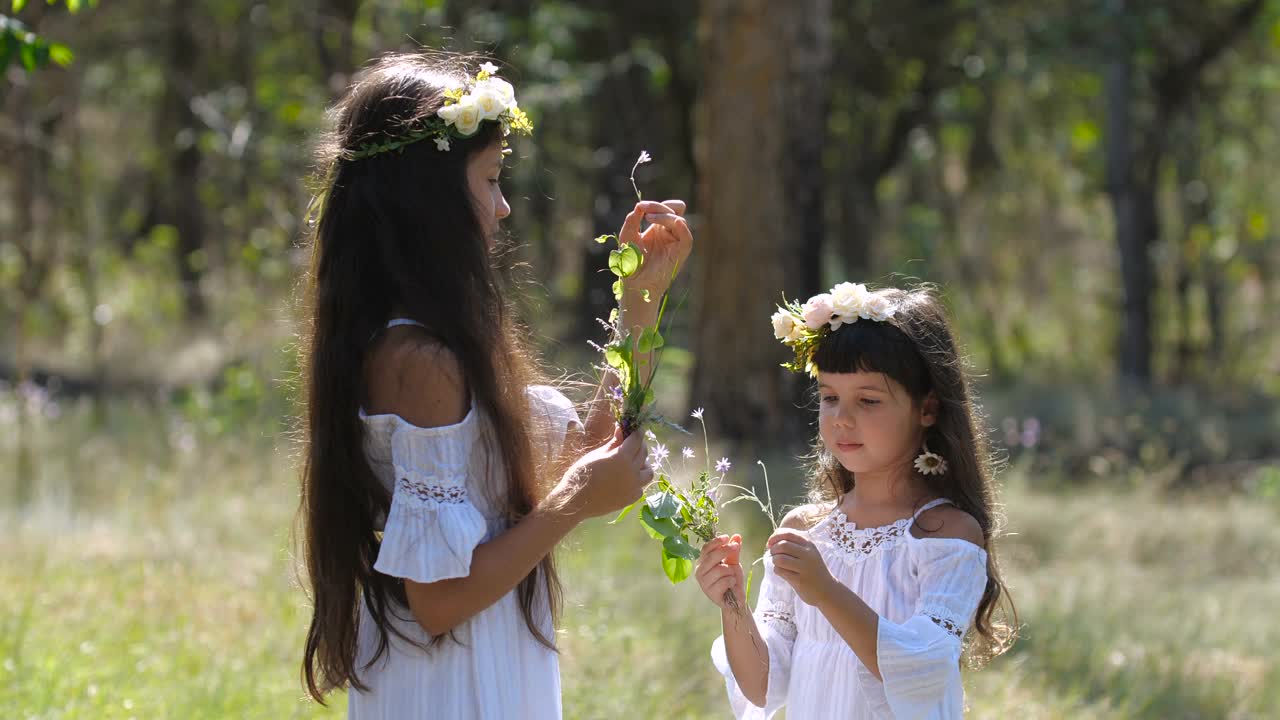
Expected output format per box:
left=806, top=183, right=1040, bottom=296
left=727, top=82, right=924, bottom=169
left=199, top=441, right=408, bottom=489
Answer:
left=617, top=199, right=692, bottom=303
left=550, top=427, right=651, bottom=521
left=695, top=534, right=744, bottom=611
left=766, top=529, right=837, bottom=607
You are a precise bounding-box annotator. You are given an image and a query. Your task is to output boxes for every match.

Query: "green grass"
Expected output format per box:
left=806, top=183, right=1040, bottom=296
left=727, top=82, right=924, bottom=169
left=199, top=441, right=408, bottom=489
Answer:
left=2, top=403, right=1277, bottom=719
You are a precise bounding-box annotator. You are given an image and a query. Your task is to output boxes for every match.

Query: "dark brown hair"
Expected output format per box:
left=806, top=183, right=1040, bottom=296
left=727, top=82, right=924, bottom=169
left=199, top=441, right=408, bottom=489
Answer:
left=296, top=52, right=561, bottom=704
left=806, top=285, right=1017, bottom=665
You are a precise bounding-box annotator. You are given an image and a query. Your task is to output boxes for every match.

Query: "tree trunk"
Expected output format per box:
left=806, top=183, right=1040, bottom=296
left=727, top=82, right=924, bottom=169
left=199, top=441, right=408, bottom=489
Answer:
left=783, top=0, right=833, bottom=297
left=690, top=0, right=826, bottom=444
left=1104, top=6, right=1153, bottom=383
left=314, top=0, right=360, bottom=92
left=164, top=0, right=207, bottom=322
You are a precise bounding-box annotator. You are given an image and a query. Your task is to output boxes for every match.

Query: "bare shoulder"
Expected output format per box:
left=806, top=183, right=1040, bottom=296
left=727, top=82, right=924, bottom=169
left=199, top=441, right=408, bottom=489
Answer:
left=780, top=503, right=828, bottom=531
left=911, top=504, right=986, bottom=549
left=364, top=327, right=469, bottom=428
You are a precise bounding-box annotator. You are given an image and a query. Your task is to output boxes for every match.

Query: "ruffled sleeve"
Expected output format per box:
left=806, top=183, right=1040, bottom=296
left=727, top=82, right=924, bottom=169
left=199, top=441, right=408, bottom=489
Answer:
left=710, top=554, right=797, bottom=719
left=525, top=385, right=583, bottom=466
left=373, top=414, right=488, bottom=584
left=860, top=539, right=988, bottom=720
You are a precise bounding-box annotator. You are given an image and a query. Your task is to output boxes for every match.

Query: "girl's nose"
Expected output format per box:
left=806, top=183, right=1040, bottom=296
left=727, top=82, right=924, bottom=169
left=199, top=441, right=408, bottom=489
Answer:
left=496, top=192, right=511, bottom=220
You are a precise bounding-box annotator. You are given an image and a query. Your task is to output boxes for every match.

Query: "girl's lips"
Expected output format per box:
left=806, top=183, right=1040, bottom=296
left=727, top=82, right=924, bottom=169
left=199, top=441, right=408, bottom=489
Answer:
left=836, top=442, right=863, bottom=452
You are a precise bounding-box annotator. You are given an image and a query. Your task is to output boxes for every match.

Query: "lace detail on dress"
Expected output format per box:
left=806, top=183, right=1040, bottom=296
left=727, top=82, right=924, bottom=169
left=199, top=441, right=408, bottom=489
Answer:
left=397, top=476, right=468, bottom=505
left=758, top=600, right=798, bottom=641
left=927, top=613, right=963, bottom=638
left=823, top=512, right=911, bottom=559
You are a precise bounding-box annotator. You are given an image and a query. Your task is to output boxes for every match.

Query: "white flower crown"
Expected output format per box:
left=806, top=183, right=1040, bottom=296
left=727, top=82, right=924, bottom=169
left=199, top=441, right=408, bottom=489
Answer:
left=770, top=282, right=896, bottom=377
left=349, top=62, right=533, bottom=160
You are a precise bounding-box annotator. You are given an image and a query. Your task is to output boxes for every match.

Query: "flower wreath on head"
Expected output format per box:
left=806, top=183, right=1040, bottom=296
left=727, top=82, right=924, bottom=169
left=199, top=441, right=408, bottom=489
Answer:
left=348, top=62, right=533, bottom=160
left=770, top=282, right=896, bottom=378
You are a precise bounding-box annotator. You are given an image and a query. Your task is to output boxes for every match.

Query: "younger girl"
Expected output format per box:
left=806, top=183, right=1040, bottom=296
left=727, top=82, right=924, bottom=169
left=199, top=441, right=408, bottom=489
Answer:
left=295, top=53, right=692, bottom=718
left=696, top=283, right=1015, bottom=719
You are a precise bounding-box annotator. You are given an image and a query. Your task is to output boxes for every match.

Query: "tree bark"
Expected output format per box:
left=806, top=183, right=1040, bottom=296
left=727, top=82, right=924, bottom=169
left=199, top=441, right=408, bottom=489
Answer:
left=163, top=0, right=208, bottom=321
left=690, top=0, right=829, bottom=444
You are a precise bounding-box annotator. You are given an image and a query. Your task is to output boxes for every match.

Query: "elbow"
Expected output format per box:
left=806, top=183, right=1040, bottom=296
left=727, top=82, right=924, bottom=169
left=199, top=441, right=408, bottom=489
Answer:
left=413, top=609, right=456, bottom=638
left=405, top=582, right=463, bottom=637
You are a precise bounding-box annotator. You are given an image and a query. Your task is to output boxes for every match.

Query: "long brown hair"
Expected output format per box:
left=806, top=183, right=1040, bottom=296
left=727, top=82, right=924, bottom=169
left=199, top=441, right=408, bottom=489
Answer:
left=805, top=285, right=1017, bottom=665
left=296, top=52, right=562, bottom=704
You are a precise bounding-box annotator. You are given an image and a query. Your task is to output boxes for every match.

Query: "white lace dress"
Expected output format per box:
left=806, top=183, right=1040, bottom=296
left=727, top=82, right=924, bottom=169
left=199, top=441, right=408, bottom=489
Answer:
left=712, top=498, right=988, bottom=720
left=347, top=326, right=582, bottom=720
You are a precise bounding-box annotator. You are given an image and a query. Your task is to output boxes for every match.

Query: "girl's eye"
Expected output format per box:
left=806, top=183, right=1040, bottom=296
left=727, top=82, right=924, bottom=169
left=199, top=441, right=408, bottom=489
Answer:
left=821, top=395, right=838, bottom=404
left=860, top=398, right=880, bottom=406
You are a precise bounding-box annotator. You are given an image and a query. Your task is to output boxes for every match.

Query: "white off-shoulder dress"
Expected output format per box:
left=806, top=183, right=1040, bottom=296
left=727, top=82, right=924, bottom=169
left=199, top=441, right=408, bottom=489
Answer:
left=712, top=498, right=989, bottom=720
left=348, top=320, right=582, bottom=719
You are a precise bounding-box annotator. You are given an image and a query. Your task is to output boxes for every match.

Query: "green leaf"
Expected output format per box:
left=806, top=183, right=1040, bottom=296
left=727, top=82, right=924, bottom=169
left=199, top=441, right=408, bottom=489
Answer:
left=48, top=41, right=72, bottom=66
left=646, top=492, right=680, bottom=520
left=641, top=504, right=681, bottom=539
left=608, top=243, right=641, bottom=278
left=13, top=0, right=27, bottom=12
left=594, top=234, right=615, bottom=245
left=636, top=327, right=665, bottom=353
left=603, top=343, right=627, bottom=370
left=612, top=279, right=624, bottom=301
left=644, top=387, right=655, bottom=405
left=663, top=534, right=701, bottom=562
left=19, top=39, right=37, bottom=71
left=661, top=546, right=693, bottom=583
left=608, top=498, right=641, bottom=525
left=67, top=0, right=82, bottom=12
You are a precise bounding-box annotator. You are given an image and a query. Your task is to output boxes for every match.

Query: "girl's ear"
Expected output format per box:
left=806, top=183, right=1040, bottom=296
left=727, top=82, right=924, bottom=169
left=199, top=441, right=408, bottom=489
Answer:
left=919, top=392, right=940, bottom=428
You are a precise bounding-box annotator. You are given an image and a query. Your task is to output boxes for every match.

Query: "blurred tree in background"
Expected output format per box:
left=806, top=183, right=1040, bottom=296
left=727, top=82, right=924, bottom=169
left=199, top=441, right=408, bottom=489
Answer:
left=3, top=0, right=1279, bottom=496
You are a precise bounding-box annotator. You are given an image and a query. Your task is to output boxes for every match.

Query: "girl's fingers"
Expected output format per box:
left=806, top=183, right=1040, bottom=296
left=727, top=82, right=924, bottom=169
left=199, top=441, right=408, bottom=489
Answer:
left=766, top=529, right=811, bottom=549
left=699, top=535, right=731, bottom=558
left=642, top=213, right=691, bottom=244
left=707, top=575, right=738, bottom=603
left=711, top=564, right=737, bottom=583
left=698, top=544, right=735, bottom=570
left=635, top=200, right=676, bottom=216
left=618, top=206, right=645, bottom=241
left=659, top=199, right=686, bottom=216
left=724, top=536, right=743, bottom=565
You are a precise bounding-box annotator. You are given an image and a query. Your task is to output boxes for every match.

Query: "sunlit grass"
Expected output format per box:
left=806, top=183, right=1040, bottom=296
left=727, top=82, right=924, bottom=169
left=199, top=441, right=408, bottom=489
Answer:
left=2, top=397, right=1276, bottom=719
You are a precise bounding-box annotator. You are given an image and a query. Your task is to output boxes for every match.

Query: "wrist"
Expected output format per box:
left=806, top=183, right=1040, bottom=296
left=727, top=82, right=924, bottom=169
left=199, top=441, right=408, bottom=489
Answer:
left=537, top=471, right=587, bottom=528
left=813, top=575, right=843, bottom=610
left=619, top=287, right=660, bottom=321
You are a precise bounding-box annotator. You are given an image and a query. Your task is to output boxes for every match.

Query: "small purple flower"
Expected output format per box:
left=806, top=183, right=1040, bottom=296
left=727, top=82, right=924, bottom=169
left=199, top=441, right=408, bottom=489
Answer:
left=691, top=407, right=705, bottom=420
left=645, top=429, right=657, bottom=441
left=682, top=447, right=695, bottom=459
left=650, top=443, right=670, bottom=463
left=715, top=457, right=732, bottom=473
left=610, top=385, right=624, bottom=401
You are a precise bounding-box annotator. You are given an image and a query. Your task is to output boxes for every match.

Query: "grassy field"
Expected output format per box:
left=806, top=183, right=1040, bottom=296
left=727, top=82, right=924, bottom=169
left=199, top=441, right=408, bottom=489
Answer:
left=2, top=403, right=1278, bottom=719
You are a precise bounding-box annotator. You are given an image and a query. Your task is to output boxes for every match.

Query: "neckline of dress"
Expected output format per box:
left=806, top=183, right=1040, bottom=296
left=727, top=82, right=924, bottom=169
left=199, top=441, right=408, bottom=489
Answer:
left=819, top=497, right=954, bottom=534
